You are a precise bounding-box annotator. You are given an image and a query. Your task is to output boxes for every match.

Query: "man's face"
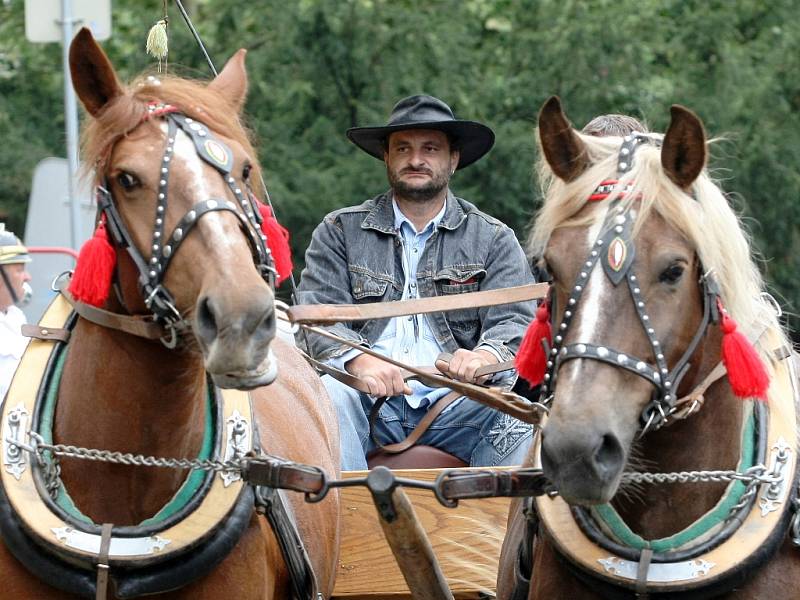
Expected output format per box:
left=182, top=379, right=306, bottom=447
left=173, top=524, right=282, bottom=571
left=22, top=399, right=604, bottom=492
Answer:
left=0, top=263, right=31, bottom=310
left=384, top=129, right=459, bottom=203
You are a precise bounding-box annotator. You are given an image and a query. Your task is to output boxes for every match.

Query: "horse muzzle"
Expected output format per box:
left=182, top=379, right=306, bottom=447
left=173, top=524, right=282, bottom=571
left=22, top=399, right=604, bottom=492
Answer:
left=540, top=427, right=626, bottom=505
left=195, top=287, right=279, bottom=389
left=210, top=347, right=278, bottom=389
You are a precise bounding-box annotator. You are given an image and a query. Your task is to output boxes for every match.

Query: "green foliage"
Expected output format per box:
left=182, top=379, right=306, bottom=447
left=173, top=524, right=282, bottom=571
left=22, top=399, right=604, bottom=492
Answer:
left=1, top=0, right=797, bottom=336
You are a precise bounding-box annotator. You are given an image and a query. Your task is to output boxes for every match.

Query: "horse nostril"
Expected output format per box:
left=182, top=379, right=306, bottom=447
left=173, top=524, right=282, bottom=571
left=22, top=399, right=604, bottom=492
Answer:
left=254, top=304, right=276, bottom=343
left=196, top=296, right=218, bottom=345
left=593, top=433, right=623, bottom=477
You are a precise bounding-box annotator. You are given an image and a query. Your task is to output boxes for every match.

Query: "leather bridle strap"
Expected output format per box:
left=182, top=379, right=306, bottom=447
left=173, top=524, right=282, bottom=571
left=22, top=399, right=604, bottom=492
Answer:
left=60, top=288, right=168, bottom=340
left=667, top=324, right=770, bottom=423
left=94, top=108, right=277, bottom=340
left=302, top=324, right=543, bottom=424
left=287, top=283, right=548, bottom=325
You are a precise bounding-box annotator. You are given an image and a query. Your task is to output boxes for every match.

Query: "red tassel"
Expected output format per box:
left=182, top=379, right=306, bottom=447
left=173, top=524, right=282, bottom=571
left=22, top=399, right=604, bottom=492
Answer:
left=255, top=201, right=293, bottom=285
left=68, top=219, right=116, bottom=307
left=719, top=304, right=769, bottom=400
left=515, top=302, right=553, bottom=386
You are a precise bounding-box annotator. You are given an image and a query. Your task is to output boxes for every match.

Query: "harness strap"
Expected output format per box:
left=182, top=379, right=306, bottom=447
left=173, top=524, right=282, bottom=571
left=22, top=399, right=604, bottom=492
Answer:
left=299, top=349, right=441, bottom=396
left=60, top=288, right=169, bottom=340
left=21, top=323, right=70, bottom=342
left=287, top=283, right=548, bottom=325
left=510, top=496, right=538, bottom=600
left=255, top=486, right=320, bottom=600
left=369, top=390, right=462, bottom=454
left=95, top=523, right=113, bottom=600
left=635, top=548, right=653, bottom=598
left=437, top=468, right=552, bottom=500
left=242, top=457, right=326, bottom=495
left=302, top=347, right=514, bottom=395
left=302, top=324, right=543, bottom=424
left=663, top=324, right=770, bottom=424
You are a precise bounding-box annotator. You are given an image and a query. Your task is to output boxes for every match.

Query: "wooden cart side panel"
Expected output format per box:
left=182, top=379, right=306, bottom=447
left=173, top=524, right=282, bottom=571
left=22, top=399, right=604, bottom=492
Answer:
left=332, top=468, right=511, bottom=599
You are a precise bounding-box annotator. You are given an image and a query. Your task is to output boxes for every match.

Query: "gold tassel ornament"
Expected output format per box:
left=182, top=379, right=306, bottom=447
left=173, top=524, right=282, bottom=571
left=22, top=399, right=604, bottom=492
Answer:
left=146, top=18, right=169, bottom=72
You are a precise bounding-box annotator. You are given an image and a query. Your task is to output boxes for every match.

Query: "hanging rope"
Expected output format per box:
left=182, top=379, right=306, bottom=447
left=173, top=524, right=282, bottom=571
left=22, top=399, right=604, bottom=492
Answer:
left=173, top=0, right=217, bottom=76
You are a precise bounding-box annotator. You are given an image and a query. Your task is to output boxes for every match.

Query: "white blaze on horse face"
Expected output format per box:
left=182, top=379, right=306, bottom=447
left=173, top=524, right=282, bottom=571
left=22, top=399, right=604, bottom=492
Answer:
left=169, top=126, right=238, bottom=253
left=560, top=205, right=612, bottom=390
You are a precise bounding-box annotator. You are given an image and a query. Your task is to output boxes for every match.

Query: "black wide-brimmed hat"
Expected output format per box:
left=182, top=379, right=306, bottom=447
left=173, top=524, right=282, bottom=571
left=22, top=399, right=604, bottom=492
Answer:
left=346, top=95, right=495, bottom=169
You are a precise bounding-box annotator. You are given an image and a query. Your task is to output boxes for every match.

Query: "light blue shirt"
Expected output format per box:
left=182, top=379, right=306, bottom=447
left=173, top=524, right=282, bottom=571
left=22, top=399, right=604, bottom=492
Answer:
left=331, top=199, right=452, bottom=408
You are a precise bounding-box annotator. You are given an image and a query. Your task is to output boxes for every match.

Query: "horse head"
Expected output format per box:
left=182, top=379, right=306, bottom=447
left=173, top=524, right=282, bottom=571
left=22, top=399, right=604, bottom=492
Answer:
left=531, top=97, right=771, bottom=505
left=69, top=29, right=278, bottom=389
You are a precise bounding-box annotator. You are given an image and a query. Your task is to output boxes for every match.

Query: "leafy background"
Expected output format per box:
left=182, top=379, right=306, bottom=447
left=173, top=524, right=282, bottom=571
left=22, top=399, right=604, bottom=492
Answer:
left=1, top=0, right=797, bottom=339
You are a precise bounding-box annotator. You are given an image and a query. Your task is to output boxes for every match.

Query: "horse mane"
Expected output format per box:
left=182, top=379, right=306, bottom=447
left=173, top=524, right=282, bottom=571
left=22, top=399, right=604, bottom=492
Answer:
left=81, top=74, right=261, bottom=183
left=528, top=129, right=788, bottom=354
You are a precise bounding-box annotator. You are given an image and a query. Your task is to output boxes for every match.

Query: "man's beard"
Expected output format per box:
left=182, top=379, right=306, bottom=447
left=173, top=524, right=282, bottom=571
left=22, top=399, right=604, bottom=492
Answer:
left=388, top=166, right=450, bottom=203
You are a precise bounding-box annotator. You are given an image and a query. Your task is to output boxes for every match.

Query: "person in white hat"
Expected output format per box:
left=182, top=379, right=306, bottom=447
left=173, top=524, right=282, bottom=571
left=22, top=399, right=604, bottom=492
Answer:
left=0, top=224, right=32, bottom=399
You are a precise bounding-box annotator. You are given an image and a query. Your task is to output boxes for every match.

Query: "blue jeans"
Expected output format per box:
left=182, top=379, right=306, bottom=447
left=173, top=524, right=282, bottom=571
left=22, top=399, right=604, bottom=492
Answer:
left=322, top=375, right=535, bottom=471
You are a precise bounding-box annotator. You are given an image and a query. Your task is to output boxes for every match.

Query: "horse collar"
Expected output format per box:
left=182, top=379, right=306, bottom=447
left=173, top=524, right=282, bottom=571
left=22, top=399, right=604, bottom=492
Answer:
left=0, top=295, right=260, bottom=598
left=531, top=345, right=800, bottom=597
left=541, top=194, right=720, bottom=433
left=97, top=107, right=277, bottom=341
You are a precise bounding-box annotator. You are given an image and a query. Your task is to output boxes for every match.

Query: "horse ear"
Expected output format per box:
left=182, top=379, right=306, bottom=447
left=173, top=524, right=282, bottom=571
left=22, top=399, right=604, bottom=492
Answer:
left=538, top=96, right=589, bottom=182
left=69, top=27, right=123, bottom=117
left=208, top=49, right=248, bottom=112
left=661, top=105, right=707, bottom=189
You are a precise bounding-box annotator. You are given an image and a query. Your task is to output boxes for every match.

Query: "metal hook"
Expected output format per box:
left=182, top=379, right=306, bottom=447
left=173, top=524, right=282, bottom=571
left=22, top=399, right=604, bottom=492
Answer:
left=759, top=292, right=783, bottom=318
left=51, top=270, right=73, bottom=292
left=160, top=326, right=178, bottom=349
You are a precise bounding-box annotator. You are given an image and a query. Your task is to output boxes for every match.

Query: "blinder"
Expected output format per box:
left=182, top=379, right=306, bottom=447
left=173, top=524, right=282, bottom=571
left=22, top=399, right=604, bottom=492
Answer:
left=540, top=134, right=721, bottom=433
left=96, top=104, right=277, bottom=346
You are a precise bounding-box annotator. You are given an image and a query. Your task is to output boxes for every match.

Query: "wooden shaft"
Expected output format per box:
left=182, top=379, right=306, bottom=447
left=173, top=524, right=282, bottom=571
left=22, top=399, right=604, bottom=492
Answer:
left=373, top=486, right=454, bottom=600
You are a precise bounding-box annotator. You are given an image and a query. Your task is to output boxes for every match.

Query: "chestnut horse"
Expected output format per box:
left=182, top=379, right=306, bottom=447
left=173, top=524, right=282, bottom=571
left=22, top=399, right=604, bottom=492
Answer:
left=497, top=98, right=799, bottom=598
left=0, top=29, right=339, bottom=598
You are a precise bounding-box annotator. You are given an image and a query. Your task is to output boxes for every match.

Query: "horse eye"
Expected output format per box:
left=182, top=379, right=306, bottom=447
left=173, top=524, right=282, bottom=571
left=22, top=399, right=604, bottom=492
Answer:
left=242, top=164, right=252, bottom=180
left=116, top=172, right=140, bottom=190
left=659, top=264, right=685, bottom=284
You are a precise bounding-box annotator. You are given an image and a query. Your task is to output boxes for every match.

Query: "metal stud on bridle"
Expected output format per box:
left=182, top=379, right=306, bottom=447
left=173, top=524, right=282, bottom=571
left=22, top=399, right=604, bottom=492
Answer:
left=541, top=134, right=720, bottom=434
left=97, top=105, right=277, bottom=347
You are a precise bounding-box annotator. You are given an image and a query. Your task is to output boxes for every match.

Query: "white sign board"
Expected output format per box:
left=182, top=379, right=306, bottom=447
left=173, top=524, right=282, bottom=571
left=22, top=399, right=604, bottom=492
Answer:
left=25, top=0, right=111, bottom=43
left=22, top=157, right=95, bottom=323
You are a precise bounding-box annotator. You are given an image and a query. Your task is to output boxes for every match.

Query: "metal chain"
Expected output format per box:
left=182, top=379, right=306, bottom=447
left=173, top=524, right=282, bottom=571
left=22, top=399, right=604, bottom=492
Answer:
left=25, top=432, right=242, bottom=475
left=621, top=464, right=779, bottom=487
left=12, top=434, right=788, bottom=505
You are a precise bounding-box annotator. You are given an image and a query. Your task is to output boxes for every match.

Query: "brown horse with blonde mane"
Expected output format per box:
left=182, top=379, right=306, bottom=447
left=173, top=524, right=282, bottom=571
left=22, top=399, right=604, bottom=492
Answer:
left=497, top=97, right=799, bottom=598
left=0, top=29, right=339, bottom=599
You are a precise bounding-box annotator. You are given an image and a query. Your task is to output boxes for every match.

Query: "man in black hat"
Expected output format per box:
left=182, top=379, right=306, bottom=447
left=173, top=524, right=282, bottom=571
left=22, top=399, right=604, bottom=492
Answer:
left=297, top=95, right=536, bottom=470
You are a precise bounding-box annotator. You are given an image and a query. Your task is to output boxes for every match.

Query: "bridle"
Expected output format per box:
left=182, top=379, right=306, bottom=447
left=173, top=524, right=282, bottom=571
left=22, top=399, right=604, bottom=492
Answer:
left=96, top=102, right=277, bottom=346
left=539, top=134, right=721, bottom=434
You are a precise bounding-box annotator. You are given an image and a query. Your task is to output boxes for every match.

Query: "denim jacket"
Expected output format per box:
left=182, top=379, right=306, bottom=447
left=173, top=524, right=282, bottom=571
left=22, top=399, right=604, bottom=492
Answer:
left=296, top=190, right=536, bottom=363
